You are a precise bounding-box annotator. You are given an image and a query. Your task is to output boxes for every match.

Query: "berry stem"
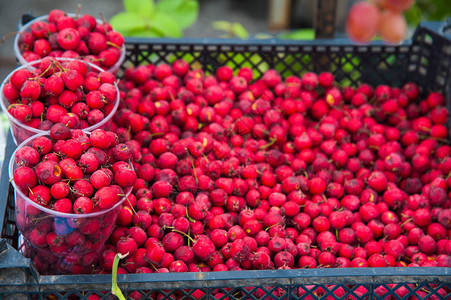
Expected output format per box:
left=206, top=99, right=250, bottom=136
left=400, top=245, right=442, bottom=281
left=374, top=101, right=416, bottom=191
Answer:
left=265, top=222, right=281, bottom=232
left=400, top=217, right=413, bottom=228
left=185, top=206, right=196, bottom=223
left=166, top=225, right=195, bottom=243
left=184, top=148, right=198, bottom=185
left=125, top=196, right=137, bottom=215
left=0, top=31, right=18, bottom=45
left=30, top=59, right=59, bottom=80
left=106, top=41, right=122, bottom=50
left=201, top=153, right=210, bottom=163
left=75, top=4, right=82, bottom=18
left=98, top=12, right=111, bottom=33
left=111, top=252, right=128, bottom=300
left=149, top=262, right=159, bottom=272
left=259, top=137, right=277, bottom=150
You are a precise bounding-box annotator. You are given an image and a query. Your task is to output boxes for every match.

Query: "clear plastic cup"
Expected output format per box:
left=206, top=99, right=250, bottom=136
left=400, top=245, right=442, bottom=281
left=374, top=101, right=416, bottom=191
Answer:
left=14, top=14, right=126, bottom=74
left=0, top=58, right=120, bottom=145
left=9, top=132, right=132, bottom=274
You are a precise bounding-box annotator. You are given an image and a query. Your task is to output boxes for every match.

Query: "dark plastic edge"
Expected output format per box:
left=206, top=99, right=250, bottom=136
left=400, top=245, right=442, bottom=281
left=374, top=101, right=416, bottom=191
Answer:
left=37, top=267, right=449, bottom=286
left=123, top=36, right=412, bottom=47
left=0, top=132, right=15, bottom=243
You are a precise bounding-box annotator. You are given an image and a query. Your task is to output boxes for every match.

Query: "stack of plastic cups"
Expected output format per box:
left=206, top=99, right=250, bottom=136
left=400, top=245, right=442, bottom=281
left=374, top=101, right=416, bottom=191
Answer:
left=0, top=13, right=127, bottom=274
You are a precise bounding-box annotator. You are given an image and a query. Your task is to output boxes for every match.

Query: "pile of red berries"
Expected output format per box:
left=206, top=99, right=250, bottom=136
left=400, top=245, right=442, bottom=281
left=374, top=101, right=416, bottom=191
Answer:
left=16, top=9, right=124, bottom=71
left=2, top=57, right=119, bottom=143
left=90, top=60, right=450, bottom=285
left=12, top=125, right=136, bottom=274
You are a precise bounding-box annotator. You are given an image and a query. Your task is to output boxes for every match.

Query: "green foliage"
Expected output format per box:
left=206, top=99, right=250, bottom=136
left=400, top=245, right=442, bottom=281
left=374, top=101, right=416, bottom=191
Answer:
left=405, top=0, right=450, bottom=26
left=278, top=29, right=315, bottom=40
left=156, top=0, right=199, bottom=29
left=123, top=0, right=154, bottom=17
left=110, top=0, right=198, bottom=38
left=213, top=21, right=249, bottom=39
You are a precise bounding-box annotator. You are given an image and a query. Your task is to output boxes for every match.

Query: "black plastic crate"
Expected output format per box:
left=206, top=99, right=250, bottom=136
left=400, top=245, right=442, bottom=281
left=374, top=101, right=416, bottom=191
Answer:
left=1, top=20, right=451, bottom=299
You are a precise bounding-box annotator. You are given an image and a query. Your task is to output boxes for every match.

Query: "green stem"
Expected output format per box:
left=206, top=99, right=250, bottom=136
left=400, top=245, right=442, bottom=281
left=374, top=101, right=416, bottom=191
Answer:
left=185, top=148, right=198, bottom=185
left=111, top=253, right=128, bottom=300
left=259, top=137, right=277, bottom=150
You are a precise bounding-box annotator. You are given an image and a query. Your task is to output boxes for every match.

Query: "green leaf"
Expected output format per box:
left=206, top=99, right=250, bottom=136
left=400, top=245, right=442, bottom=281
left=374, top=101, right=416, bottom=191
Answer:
left=109, top=12, right=147, bottom=34
left=111, top=253, right=128, bottom=300
left=278, top=29, right=314, bottom=40
left=254, top=33, right=274, bottom=39
left=149, top=12, right=182, bottom=38
left=232, top=23, right=249, bottom=39
left=128, top=28, right=162, bottom=38
left=212, top=21, right=231, bottom=32
left=124, top=0, right=155, bottom=17
left=156, top=0, right=198, bottom=29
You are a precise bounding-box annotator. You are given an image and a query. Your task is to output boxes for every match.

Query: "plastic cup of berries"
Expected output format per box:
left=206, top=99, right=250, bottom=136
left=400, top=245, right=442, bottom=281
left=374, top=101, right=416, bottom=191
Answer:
left=0, top=57, right=120, bottom=145
left=14, top=11, right=126, bottom=74
left=9, top=129, right=136, bottom=275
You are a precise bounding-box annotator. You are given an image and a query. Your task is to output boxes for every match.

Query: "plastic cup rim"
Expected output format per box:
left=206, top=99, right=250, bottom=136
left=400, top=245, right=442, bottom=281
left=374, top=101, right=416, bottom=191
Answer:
left=0, top=57, right=120, bottom=144
left=13, top=13, right=126, bottom=73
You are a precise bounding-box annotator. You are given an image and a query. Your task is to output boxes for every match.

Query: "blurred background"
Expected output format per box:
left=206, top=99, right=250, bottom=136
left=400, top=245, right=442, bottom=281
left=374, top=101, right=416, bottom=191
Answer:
left=1, top=0, right=448, bottom=80
left=1, top=0, right=449, bottom=78
left=0, top=0, right=356, bottom=80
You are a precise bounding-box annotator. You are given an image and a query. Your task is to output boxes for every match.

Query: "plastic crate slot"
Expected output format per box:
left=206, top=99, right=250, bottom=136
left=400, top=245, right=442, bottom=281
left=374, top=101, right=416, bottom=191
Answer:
left=371, top=46, right=382, bottom=53
left=443, top=45, right=451, bottom=55
left=158, top=288, right=178, bottom=299
left=137, top=44, right=150, bottom=52
left=422, top=48, right=432, bottom=57
left=220, top=46, right=233, bottom=52
left=420, top=56, right=429, bottom=67
left=239, top=286, right=262, bottom=299
left=125, top=289, right=149, bottom=299
left=231, top=46, right=243, bottom=52
left=439, top=59, right=449, bottom=70
left=385, top=47, right=396, bottom=53
left=246, top=45, right=257, bottom=52
left=179, top=45, right=191, bottom=51
left=419, top=66, right=428, bottom=77
left=193, top=45, right=204, bottom=51
left=410, top=54, right=419, bottom=62
left=424, top=34, right=434, bottom=45
left=399, top=46, right=410, bottom=53
left=437, top=75, right=446, bottom=86
left=330, top=46, right=340, bottom=52
left=356, top=46, right=368, bottom=53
